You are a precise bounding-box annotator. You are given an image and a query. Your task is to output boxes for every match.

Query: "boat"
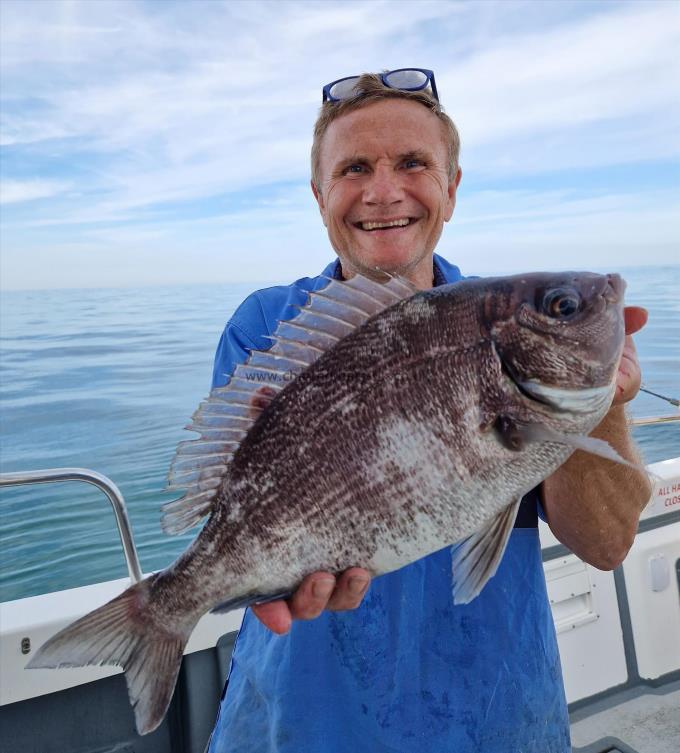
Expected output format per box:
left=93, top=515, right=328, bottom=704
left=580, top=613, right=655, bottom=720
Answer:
left=1, top=415, right=678, bottom=753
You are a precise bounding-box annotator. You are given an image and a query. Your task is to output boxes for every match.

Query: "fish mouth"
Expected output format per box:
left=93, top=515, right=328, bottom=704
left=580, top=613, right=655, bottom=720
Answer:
left=516, top=380, right=615, bottom=414
left=499, top=354, right=614, bottom=414
left=604, top=273, right=625, bottom=302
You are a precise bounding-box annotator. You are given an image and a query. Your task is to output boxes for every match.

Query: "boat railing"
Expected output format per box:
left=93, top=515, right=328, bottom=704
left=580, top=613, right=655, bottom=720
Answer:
left=0, top=468, right=142, bottom=584
left=630, top=413, right=680, bottom=427
left=0, top=414, right=676, bottom=586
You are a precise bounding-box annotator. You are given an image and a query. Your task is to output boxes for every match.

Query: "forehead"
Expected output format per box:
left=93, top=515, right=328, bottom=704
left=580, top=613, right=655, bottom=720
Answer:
left=319, top=99, right=448, bottom=167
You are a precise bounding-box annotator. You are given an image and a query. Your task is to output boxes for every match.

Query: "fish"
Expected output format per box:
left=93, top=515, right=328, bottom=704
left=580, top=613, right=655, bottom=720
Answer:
left=27, top=270, right=629, bottom=735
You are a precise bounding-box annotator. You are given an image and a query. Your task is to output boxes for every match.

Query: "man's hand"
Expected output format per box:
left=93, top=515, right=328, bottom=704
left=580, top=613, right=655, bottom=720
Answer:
left=542, top=304, right=652, bottom=569
left=613, top=306, right=647, bottom=405
left=251, top=568, right=371, bottom=635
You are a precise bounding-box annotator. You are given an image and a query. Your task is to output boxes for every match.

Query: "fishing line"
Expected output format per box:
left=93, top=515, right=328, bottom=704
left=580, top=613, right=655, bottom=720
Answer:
left=639, top=385, right=680, bottom=408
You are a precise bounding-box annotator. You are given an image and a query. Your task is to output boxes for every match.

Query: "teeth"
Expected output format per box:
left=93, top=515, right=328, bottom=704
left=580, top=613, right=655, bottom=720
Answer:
left=361, top=218, right=411, bottom=231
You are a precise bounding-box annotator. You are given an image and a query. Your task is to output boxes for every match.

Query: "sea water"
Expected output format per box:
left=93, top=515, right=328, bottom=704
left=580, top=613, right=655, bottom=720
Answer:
left=0, top=267, right=678, bottom=602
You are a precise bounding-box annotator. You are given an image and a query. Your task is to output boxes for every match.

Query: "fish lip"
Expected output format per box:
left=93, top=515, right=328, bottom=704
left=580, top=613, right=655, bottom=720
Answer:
left=605, top=273, right=625, bottom=303
left=498, top=351, right=613, bottom=414
left=498, top=355, right=553, bottom=409
left=517, top=380, right=615, bottom=414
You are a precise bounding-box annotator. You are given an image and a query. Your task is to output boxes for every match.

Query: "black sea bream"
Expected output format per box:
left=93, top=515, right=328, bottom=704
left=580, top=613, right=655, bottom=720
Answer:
left=28, top=271, right=627, bottom=734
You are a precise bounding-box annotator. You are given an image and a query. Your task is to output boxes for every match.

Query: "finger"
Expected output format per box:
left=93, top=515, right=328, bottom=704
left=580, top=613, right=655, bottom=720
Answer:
left=251, top=600, right=293, bottom=635
left=619, top=334, right=638, bottom=364
left=623, top=306, right=648, bottom=336
left=326, top=567, right=371, bottom=611
left=288, top=573, right=337, bottom=621
left=613, top=335, right=642, bottom=405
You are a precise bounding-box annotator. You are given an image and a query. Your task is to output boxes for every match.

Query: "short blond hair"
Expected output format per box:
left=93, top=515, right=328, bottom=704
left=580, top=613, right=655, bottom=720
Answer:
left=311, top=72, right=460, bottom=191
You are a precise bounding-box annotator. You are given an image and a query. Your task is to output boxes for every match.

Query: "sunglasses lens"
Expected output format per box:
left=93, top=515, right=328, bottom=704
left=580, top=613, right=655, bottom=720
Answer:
left=384, top=69, right=429, bottom=91
left=328, top=76, right=361, bottom=101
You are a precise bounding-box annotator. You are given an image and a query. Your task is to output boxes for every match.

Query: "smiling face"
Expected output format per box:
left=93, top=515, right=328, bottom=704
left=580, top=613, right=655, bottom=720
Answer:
left=312, top=99, right=462, bottom=290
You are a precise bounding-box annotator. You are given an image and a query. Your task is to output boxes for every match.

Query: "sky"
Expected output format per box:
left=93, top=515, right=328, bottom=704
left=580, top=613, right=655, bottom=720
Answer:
left=0, top=0, right=678, bottom=290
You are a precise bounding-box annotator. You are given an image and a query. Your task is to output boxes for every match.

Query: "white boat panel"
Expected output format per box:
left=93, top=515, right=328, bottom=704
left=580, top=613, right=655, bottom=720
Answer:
left=545, top=555, right=598, bottom=634
left=545, top=556, right=627, bottom=704
left=623, top=521, right=680, bottom=680
left=541, top=457, right=680, bottom=705
left=642, top=457, right=680, bottom=521
left=0, top=575, right=244, bottom=706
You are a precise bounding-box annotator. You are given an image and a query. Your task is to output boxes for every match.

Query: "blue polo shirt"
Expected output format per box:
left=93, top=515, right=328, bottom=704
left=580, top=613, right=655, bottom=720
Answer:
left=207, top=254, right=570, bottom=753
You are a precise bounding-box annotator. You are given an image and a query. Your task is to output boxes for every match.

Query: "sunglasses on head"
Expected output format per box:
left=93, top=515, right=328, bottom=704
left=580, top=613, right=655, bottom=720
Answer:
left=322, top=68, right=439, bottom=104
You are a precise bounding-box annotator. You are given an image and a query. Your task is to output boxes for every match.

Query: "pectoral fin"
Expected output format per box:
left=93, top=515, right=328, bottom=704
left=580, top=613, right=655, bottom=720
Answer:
left=451, top=497, right=522, bottom=604
left=521, top=424, right=652, bottom=477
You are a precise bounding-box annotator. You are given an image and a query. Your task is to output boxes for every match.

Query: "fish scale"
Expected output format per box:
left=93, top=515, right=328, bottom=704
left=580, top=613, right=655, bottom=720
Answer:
left=27, top=270, right=627, bottom=736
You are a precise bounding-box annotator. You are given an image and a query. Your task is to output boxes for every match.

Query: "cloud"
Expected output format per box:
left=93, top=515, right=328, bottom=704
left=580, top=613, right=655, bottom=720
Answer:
left=1, top=0, right=679, bottom=289
left=440, top=2, right=679, bottom=145
left=0, top=179, right=71, bottom=204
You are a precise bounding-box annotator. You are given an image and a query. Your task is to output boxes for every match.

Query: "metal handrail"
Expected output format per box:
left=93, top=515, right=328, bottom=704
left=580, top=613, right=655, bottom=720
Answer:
left=0, top=468, right=142, bottom=584
left=630, top=414, right=680, bottom=427
left=0, top=416, right=676, bottom=584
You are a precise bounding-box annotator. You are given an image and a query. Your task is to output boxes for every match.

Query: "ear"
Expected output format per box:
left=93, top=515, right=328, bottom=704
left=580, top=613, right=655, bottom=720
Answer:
left=444, top=167, right=462, bottom=223
left=311, top=180, right=328, bottom=227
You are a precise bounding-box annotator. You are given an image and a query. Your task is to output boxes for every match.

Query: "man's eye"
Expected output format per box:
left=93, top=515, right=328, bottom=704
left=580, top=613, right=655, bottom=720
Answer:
left=404, top=159, right=425, bottom=169
left=344, top=164, right=365, bottom=174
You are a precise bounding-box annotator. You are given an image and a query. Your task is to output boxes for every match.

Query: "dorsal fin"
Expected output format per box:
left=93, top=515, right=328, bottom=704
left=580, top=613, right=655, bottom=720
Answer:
left=162, top=271, right=418, bottom=534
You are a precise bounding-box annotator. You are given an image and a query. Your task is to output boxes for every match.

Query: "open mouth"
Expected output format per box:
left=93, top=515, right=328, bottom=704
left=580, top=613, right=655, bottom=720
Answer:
left=354, top=218, right=417, bottom=231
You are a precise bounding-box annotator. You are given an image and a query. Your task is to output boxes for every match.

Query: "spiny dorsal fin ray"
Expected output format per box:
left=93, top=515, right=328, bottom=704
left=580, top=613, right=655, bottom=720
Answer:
left=212, top=376, right=283, bottom=394
left=307, top=291, right=375, bottom=322
left=265, top=335, right=323, bottom=363
left=185, top=420, right=246, bottom=437
left=344, top=272, right=417, bottom=305
left=314, top=281, right=384, bottom=315
left=290, top=307, right=356, bottom=338
left=274, top=320, right=341, bottom=350
left=383, top=275, right=419, bottom=297
left=163, top=270, right=418, bottom=534
left=248, top=351, right=309, bottom=370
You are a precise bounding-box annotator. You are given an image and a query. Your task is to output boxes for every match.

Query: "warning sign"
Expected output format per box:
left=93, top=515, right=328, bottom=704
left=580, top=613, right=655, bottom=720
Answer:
left=644, top=475, right=680, bottom=518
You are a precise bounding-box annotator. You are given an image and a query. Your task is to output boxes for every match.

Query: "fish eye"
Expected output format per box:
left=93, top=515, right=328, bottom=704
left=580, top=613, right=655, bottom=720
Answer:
left=541, top=287, right=582, bottom=319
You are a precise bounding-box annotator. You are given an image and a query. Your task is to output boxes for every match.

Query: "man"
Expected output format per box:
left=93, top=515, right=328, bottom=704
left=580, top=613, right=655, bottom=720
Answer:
left=207, top=70, right=650, bottom=752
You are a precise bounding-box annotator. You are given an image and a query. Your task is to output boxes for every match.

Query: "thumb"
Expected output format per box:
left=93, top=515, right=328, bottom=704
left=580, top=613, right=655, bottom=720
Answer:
left=624, top=306, right=648, bottom=336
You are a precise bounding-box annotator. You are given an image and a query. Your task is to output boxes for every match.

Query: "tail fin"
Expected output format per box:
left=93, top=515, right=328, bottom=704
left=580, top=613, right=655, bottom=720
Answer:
left=26, top=578, right=195, bottom=735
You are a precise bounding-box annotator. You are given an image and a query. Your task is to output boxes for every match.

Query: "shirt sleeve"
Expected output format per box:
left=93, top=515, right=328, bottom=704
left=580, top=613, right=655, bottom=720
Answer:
left=211, top=293, right=270, bottom=390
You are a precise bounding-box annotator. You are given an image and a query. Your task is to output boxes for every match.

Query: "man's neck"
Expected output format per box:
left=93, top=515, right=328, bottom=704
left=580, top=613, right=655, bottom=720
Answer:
left=338, top=256, right=437, bottom=290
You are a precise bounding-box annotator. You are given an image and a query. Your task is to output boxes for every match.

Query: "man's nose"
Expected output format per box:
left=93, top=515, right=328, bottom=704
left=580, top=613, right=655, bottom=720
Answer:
left=363, top=165, right=404, bottom=206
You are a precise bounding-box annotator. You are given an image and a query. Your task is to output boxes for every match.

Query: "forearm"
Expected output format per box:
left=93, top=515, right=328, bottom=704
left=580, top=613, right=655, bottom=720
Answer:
left=542, top=405, right=652, bottom=570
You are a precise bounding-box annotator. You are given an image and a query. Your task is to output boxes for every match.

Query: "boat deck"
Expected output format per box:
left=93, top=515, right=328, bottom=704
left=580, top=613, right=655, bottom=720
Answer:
left=571, top=678, right=680, bottom=753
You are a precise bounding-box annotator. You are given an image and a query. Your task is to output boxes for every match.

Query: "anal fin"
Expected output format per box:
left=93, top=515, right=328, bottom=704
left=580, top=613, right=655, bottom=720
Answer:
left=451, top=498, right=522, bottom=604
left=211, top=589, right=292, bottom=613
